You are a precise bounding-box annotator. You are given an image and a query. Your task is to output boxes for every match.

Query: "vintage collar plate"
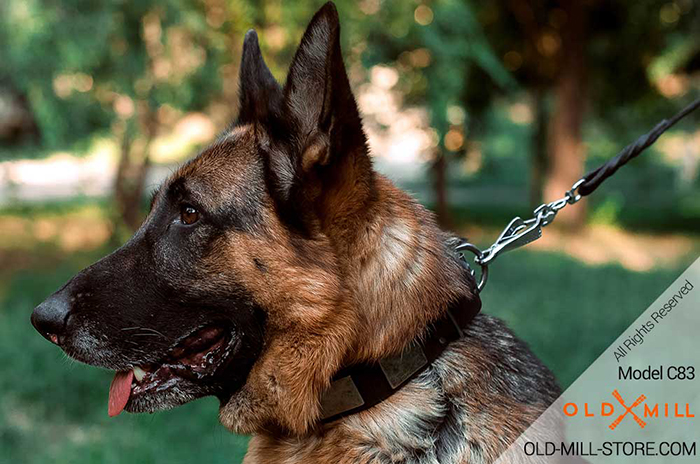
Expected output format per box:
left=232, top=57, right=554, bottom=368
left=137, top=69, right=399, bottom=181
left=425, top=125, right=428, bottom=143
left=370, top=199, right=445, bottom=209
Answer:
left=320, top=292, right=482, bottom=422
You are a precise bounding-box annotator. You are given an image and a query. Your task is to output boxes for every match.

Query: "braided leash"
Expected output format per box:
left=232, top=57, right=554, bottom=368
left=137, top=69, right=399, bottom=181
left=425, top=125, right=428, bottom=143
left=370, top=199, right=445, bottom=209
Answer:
left=458, top=98, right=700, bottom=292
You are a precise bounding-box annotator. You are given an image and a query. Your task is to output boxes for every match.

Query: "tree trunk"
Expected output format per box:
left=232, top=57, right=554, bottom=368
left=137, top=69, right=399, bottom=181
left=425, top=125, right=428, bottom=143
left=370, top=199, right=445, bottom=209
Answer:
left=530, top=89, right=548, bottom=208
left=112, top=107, right=157, bottom=242
left=544, top=0, right=587, bottom=228
left=432, top=150, right=451, bottom=229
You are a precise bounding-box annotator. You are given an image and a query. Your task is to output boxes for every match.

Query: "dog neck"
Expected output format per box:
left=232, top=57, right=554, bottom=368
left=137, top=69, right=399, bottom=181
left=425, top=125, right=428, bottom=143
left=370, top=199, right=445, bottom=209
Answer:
left=319, top=290, right=479, bottom=422
left=324, top=173, right=477, bottom=364
left=313, top=171, right=481, bottom=421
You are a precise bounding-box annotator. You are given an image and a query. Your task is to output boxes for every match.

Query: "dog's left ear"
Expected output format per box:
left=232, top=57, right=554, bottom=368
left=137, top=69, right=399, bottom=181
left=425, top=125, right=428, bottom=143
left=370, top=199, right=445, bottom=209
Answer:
left=237, top=29, right=283, bottom=124
left=283, top=2, right=366, bottom=170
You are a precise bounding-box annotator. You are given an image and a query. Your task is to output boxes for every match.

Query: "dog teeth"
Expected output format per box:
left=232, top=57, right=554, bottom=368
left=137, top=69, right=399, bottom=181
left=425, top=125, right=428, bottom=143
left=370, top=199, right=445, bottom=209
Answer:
left=133, top=366, right=146, bottom=382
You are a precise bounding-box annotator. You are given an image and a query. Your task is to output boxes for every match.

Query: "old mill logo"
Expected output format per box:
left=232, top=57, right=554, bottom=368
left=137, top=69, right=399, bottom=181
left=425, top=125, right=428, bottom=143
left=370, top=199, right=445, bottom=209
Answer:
left=563, top=390, right=694, bottom=430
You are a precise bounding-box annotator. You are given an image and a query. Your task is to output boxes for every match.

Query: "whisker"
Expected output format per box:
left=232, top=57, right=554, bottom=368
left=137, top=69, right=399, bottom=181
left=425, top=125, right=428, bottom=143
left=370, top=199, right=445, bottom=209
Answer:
left=138, top=327, right=167, bottom=338
left=121, top=326, right=168, bottom=339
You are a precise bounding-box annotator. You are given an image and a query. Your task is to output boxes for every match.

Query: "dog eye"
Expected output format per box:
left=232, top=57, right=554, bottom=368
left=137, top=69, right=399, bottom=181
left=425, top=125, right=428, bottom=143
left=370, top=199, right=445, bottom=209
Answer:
left=180, top=205, right=199, bottom=225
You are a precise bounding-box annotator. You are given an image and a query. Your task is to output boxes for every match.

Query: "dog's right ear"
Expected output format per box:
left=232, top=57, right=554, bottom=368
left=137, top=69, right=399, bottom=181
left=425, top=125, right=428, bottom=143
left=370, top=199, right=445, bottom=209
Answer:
left=282, top=2, right=365, bottom=169
left=237, top=30, right=283, bottom=124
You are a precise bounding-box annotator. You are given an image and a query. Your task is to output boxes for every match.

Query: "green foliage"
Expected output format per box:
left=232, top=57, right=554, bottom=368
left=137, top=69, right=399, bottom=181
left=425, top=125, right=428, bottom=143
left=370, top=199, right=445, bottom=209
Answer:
left=0, top=0, right=231, bottom=149
left=471, top=1, right=700, bottom=125
left=358, top=0, right=513, bottom=149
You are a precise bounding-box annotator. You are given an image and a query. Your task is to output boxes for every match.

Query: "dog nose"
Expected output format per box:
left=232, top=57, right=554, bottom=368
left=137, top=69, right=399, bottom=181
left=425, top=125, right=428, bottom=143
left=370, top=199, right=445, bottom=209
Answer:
left=31, top=292, right=71, bottom=345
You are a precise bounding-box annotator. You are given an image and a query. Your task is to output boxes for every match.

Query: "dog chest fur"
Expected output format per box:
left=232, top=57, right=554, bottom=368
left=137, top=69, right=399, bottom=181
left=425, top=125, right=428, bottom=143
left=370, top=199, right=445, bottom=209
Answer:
left=244, top=315, right=561, bottom=464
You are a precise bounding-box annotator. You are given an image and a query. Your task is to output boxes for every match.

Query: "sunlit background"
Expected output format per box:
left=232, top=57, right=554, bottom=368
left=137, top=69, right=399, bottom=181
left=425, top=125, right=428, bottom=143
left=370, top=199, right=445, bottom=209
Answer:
left=1, top=1, right=699, bottom=463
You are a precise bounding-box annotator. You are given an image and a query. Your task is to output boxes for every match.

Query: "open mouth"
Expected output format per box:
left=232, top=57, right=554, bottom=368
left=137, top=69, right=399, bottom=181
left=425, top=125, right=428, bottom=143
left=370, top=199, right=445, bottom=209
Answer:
left=108, top=325, right=238, bottom=417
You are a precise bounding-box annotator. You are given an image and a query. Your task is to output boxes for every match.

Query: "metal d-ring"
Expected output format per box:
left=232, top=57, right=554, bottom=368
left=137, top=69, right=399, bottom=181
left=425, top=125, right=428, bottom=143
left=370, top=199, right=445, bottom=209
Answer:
left=455, top=242, right=489, bottom=293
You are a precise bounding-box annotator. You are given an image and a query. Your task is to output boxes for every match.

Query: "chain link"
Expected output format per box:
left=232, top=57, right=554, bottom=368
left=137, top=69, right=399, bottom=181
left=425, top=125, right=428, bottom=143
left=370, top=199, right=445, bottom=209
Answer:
left=455, top=98, right=700, bottom=293
left=456, top=177, right=586, bottom=293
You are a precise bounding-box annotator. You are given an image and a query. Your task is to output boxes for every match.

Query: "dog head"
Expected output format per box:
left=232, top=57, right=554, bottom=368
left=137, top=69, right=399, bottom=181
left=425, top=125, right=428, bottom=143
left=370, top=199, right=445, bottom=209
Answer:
left=32, top=2, right=475, bottom=435
left=31, top=2, right=375, bottom=434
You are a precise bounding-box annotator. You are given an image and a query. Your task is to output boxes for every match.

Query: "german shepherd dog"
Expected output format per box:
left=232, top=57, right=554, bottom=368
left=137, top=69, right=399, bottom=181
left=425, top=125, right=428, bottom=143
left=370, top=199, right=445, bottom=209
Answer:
left=31, top=3, right=561, bottom=463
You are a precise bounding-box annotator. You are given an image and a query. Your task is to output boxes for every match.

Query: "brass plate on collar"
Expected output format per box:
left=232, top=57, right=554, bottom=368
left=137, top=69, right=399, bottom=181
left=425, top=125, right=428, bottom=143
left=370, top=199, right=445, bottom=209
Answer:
left=378, top=343, right=428, bottom=389
left=320, top=375, right=364, bottom=420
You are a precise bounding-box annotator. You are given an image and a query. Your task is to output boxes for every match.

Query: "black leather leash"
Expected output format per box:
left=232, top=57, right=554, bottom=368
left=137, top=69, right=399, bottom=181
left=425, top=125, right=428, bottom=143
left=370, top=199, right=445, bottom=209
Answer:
left=319, top=97, right=699, bottom=423
left=578, top=98, right=700, bottom=196
left=458, top=97, right=700, bottom=292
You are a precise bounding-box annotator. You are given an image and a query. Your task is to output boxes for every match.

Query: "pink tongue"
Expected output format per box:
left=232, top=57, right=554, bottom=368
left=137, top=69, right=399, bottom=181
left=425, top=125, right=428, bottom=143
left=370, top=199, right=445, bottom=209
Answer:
left=108, top=370, right=133, bottom=417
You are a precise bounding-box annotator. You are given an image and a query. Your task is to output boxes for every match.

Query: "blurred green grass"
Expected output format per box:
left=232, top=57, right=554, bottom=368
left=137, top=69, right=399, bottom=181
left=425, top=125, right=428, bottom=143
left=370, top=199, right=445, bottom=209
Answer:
left=1, top=204, right=693, bottom=463
left=478, top=249, right=689, bottom=388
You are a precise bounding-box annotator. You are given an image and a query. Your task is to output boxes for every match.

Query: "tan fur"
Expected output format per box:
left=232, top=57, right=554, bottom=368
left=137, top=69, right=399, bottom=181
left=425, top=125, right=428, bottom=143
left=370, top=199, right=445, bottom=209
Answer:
left=165, top=124, right=477, bottom=437
left=156, top=6, right=559, bottom=457
left=160, top=117, right=559, bottom=462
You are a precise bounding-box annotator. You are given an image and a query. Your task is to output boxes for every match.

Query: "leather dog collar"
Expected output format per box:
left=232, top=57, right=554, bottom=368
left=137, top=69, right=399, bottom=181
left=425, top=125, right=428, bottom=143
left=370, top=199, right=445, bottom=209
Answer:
left=320, top=292, right=481, bottom=423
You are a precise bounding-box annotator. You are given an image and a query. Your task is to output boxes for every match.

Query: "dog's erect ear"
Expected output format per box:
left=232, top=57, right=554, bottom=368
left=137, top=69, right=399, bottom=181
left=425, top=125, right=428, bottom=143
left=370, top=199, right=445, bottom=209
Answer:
left=283, top=2, right=366, bottom=169
left=237, top=30, right=283, bottom=124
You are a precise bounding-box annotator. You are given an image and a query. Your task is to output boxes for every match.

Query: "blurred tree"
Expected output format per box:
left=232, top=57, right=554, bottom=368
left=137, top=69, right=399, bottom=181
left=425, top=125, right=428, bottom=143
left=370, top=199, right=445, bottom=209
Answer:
left=545, top=0, right=587, bottom=227
left=1, top=0, right=697, bottom=232
left=0, top=83, right=39, bottom=144
left=359, top=0, right=515, bottom=227
left=0, top=0, right=234, bottom=235
left=101, top=1, right=231, bottom=236
left=468, top=0, right=699, bottom=227
left=421, top=2, right=517, bottom=227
